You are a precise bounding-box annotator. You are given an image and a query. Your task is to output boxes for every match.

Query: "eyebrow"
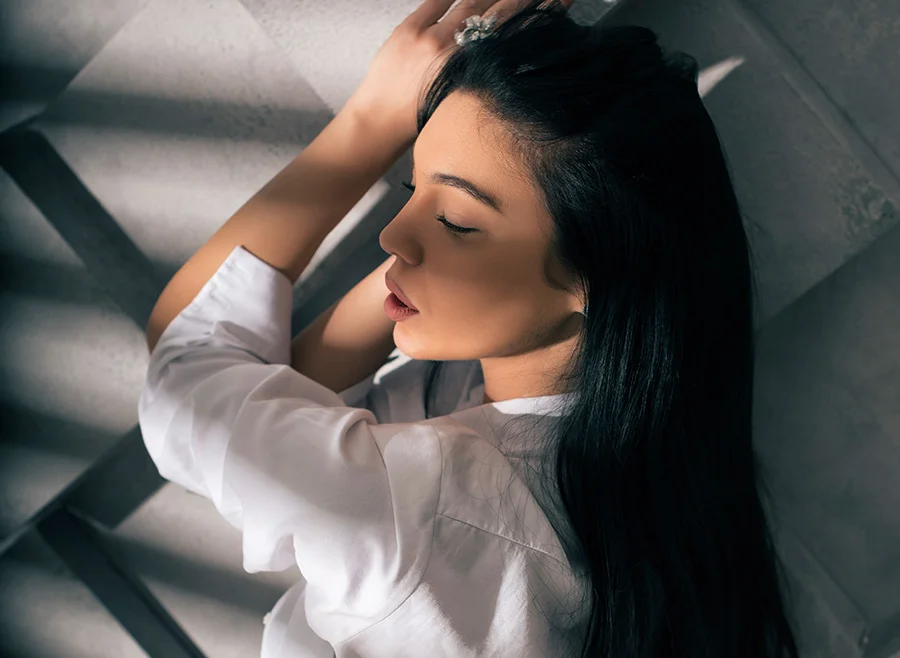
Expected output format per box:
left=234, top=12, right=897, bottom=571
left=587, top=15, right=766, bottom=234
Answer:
left=411, top=146, right=505, bottom=215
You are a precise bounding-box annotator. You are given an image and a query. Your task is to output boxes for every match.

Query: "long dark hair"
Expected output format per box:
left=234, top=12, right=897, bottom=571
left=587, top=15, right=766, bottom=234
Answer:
left=416, top=1, right=801, bottom=656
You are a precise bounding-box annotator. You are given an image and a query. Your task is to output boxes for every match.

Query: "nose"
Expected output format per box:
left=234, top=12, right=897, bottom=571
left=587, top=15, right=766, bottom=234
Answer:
left=379, top=205, right=422, bottom=266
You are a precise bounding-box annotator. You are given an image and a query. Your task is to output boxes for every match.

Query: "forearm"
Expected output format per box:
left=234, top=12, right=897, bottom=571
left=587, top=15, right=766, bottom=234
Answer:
left=289, top=255, right=397, bottom=394
left=145, top=97, right=414, bottom=353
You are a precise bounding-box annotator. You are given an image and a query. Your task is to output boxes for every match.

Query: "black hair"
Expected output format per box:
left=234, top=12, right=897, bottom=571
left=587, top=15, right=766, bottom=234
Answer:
left=417, top=1, right=801, bottom=656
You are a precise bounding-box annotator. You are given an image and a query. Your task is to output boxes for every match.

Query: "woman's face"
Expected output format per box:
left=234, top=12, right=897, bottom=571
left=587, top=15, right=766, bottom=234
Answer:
left=379, top=91, right=585, bottom=403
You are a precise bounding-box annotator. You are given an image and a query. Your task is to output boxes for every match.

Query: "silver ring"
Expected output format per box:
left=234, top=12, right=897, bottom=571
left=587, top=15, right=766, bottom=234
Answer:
left=454, top=13, right=498, bottom=46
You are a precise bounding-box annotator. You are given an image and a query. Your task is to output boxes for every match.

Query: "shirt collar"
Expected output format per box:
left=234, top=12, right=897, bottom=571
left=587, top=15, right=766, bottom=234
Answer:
left=453, top=359, right=579, bottom=418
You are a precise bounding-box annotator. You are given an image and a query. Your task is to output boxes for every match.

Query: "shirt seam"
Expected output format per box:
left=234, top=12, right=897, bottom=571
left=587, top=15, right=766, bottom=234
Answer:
left=332, top=423, right=445, bottom=649
left=434, top=512, right=571, bottom=571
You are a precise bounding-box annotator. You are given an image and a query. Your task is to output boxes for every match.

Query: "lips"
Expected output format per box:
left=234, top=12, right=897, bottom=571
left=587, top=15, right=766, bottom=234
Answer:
left=384, top=275, right=418, bottom=311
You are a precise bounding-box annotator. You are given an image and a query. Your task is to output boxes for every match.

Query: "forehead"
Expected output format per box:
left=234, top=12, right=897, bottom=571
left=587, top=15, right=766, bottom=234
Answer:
left=416, top=92, right=534, bottom=194
left=415, top=92, right=549, bottom=227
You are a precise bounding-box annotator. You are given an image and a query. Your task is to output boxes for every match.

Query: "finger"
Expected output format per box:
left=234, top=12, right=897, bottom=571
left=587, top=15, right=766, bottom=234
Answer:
left=433, top=0, right=572, bottom=44
left=401, top=0, right=460, bottom=33
left=480, top=0, right=531, bottom=26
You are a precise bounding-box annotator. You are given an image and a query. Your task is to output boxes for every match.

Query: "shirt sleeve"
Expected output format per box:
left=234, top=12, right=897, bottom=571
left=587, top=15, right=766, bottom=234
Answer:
left=137, top=245, right=441, bottom=643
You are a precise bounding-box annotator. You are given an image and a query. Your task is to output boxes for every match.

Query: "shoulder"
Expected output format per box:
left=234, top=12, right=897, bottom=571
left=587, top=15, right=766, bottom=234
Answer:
left=424, top=421, right=571, bottom=568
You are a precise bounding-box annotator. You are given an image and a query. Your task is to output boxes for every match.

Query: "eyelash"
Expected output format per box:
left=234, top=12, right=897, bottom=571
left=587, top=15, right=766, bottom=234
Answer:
left=401, top=181, right=477, bottom=235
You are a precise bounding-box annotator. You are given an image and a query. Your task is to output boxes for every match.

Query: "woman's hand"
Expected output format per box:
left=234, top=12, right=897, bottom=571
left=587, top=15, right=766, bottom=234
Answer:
left=346, top=0, right=575, bottom=145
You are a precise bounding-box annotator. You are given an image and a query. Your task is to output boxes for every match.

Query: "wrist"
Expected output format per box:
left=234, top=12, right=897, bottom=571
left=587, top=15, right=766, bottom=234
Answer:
left=342, top=92, right=418, bottom=153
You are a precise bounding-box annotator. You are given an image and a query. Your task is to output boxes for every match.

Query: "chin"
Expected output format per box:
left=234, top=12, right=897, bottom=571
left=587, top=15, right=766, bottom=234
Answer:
left=393, top=330, right=444, bottom=362
left=393, top=327, right=426, bottom=359
left=395, top=324, right=492, bottom=363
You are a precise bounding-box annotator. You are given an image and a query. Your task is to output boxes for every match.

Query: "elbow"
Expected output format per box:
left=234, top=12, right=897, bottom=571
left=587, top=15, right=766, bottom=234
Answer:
left=145, top=316, right=165, bottom=355
left=137, top=388, right=204, bottom=496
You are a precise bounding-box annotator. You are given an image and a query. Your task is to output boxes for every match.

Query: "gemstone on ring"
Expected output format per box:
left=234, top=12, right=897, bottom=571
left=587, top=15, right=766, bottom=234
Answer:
left=454, top=13, right=498, bottom=46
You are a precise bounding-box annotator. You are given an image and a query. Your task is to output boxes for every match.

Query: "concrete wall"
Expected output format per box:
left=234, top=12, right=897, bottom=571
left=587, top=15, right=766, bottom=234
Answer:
left=1, top=0, right=897, bottom=655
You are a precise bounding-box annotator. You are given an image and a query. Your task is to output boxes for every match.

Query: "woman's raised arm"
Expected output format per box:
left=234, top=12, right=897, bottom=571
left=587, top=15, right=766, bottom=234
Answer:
left=289, top=255, right=397, bottom=395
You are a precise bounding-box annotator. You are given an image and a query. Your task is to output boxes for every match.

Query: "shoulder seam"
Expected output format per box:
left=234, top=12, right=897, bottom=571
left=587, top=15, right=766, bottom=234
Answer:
left=435, top=512, right=570, bottom=571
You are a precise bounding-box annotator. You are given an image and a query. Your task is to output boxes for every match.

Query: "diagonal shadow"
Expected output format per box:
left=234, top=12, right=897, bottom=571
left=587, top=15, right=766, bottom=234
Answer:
left=7, top=520, right=292, bottom=616
left=107, top=532, right=294, bottom=617
left=0, top=251, right=125, bottom=308
left=0, top=424, right=165, bottom=558
left=36, top=509, right=206, bottom=658
left=0, top=397, right=120, bottom=461
left=2, top=62, right=336, bottom=145
left=0, top=128, right=166, bottom=329
left=0, top=62, right=83, bottom=104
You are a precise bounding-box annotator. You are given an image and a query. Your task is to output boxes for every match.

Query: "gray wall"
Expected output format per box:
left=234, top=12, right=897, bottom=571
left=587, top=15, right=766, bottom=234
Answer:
left=1, top=0, right=897, bottom=656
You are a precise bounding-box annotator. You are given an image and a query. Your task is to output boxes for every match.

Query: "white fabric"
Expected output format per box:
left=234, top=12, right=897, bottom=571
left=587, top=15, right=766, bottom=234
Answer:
left=138, top=245, right=588, bottom=657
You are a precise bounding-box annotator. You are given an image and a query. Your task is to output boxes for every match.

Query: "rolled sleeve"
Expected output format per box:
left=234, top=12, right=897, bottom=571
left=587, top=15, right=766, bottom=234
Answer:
left=137, top=246, right=441, bottom=643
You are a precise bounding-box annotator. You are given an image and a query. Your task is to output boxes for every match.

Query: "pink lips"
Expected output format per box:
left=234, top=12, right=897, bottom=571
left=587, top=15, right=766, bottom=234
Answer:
left=384, top=275, right=418, bottom=311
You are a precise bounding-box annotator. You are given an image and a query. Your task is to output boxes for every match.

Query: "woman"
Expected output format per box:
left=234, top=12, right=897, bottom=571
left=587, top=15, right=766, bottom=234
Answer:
left=139, top=0, right=801, bottom=656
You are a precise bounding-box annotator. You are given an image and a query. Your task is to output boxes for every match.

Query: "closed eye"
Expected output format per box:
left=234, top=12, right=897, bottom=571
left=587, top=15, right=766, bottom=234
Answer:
left=401, top=181, right=477, bottom=235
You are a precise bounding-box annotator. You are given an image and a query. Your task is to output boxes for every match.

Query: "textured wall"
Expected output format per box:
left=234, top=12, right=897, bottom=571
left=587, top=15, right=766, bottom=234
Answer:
left=1, top=0, right=897, bottom=656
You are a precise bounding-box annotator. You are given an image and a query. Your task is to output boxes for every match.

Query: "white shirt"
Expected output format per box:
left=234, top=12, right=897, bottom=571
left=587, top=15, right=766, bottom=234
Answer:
left=138, top=245, right=589, bottom=657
